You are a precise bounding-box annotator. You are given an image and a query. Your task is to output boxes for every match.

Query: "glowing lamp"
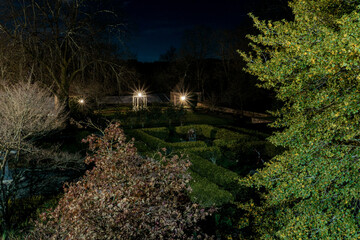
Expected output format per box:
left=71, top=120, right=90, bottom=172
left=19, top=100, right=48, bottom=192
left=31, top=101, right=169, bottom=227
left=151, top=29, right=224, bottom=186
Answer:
left=78, top=99, right=85, bottom=104
left=180, top=95, right=186, bottom=101
left=138, top=92, right=142, bottom=97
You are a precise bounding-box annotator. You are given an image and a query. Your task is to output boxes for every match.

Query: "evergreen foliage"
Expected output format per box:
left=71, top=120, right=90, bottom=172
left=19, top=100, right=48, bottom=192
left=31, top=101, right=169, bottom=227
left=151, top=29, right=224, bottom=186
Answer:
left=239, top=0, right=360, bottom=238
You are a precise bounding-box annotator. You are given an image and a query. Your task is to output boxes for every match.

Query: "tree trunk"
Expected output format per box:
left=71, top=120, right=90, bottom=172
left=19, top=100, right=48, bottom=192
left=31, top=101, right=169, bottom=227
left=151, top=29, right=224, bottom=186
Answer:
left=54, top=92, right=70, bottom=114
left=55, top=89, right=70, bottom=126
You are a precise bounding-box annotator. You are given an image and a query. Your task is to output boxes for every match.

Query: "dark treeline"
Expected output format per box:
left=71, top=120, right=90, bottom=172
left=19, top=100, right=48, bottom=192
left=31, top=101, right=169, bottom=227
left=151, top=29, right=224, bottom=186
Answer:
left=0, top=0, right=293, bottom=113
left=122, top=0, right=294, bottom=112
left=124, top=59, right=276, bottom=112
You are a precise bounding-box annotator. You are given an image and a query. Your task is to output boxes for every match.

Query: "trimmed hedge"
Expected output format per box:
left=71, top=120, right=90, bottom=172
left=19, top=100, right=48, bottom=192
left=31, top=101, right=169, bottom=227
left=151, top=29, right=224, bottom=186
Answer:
left=133, top=141, right=152, bottom=153
left=213, top=139, right=239, bottom=148
left=215, top=140, right=283, bottom=162
left=128, top=129, right=165, bottom=150
left=142, top=127, right=170, bottom=140
left=169, top=141, right=207, bottom=149
left=175, top=125, right=261, bottom=142
left=238, top=141, right=281, bottom=158
left=189, top=171, right=234, bottom=207
left=135, top=152, right=234, bottom=207
left=214, top=128, right=258, bottom=141
left=182, top=146, right=222, bottom=161
left=175, top=124, right=217, bottom=138
left=227, top=126, right=271, bottom=139
left=129, top=129, right=207, bottom=150
left=186, top=153, right=240, bottom=194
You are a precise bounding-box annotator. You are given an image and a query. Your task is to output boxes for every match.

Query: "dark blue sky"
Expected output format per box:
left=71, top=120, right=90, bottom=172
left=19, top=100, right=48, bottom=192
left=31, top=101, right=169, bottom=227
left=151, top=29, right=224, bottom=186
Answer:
left=124, top=0, right=255, bottom=62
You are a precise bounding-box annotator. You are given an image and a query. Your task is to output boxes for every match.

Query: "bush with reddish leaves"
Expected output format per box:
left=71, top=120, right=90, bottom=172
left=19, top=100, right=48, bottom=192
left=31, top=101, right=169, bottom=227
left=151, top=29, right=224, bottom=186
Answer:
left=28, top=122, right=211, bottom=239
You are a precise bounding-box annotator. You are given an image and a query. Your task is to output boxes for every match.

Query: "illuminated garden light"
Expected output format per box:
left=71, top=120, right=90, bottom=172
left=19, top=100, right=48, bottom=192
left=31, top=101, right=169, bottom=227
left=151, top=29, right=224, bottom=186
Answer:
left=180, top=95, right=186, bottom=101
left=78, top=98, right=85, bottom=104
left=133, top=90, right=147, bottom=110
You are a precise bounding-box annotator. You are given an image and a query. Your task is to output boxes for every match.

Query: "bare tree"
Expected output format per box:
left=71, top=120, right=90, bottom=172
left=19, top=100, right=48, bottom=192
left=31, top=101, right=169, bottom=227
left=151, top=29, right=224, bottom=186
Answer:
left=0, top=0, right=129, bottom=111
left=0, top=33, right=31, bottom=84
left=216, top=28, right=249, bottom=106
left=0, top=80, right=67, bottom=231
left=180, top=26, right=215, bottom=99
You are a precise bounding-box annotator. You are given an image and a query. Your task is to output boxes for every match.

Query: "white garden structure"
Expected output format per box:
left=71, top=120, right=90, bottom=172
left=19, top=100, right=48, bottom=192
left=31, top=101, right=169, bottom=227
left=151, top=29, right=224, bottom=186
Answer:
left=132, top=91, right=147, bottom=110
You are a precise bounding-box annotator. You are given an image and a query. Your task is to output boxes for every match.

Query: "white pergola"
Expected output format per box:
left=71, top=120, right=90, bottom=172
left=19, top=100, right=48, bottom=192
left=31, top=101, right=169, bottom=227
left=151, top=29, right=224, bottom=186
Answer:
left=132, top=92, right=147, bottom=110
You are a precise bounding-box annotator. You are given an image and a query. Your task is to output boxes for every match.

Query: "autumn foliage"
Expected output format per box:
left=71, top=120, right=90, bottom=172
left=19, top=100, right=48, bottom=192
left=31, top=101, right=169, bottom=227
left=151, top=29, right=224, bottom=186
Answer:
left=27, top=122, right=210, bottom=239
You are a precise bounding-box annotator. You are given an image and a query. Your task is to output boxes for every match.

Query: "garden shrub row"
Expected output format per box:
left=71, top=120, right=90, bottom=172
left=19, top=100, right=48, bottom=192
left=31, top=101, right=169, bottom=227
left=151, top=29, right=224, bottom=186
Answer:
left=235, top=141, right=282, bottom=158
left=142, top=127, right=170, bottom=140
left=129, top=129, right=207, bottom=150
left=128, top=129, right=165, bottom=149
left=175, top=124, right=217, bottom=138
left=169, top=141, right=207, bottom=149
left=133, top=140, right=153, bottom=153
left=214, top=139, right=283, bottom=162
left=214, top=128, right=258, bottom=141
left=175, top=124, right=259, bottom=142
left=213, top=139, right=238, bottom=148
left=228, top=126, right=270, bottom=139
left=188, top=170, right=234, bottom=207
left=182, top=146, right=222, bottom=161
left=132, top=150, right=236, bottom=207
left=130, top=132, right=241, bottom=196
left=186, top=153, right=240, bottom=195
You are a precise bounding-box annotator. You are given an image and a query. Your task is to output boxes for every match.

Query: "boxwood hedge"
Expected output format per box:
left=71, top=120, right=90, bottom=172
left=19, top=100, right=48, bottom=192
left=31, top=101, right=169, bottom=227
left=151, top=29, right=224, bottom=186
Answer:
left=129, top=129, right=207, bottom=150
left=189, top=171, right=234, bottom=207
left=142, top=127, right=170, bottom=140
left=182, top=146, right=222, bottom=161
left=186, top=153, right=240, bottom=195
left=214, top=128, right=258, bottom=141
left=175, top=124, right=217, bottom=138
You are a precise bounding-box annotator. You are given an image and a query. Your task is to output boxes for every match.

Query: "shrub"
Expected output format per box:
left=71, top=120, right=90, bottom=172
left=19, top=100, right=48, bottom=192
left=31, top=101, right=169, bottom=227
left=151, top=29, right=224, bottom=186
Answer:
left=214, top=140, right=281, bottom=161
left=175, top=125, right=218, bottom=139
left=169, top=141, right=207, bottom=149
left=263, top=141, right=284, bottom=158
left=128, top=129, right=165, bottom=150
left=0, top=81, right=66, bottom=232
left=129, top=129, right=207, bottom=151
left=213, top=139, right=239, bottom=148
left=239, top=141, right=281, bottom=159
left=183, top=147, right=222, bottom=161
left=189, top=171, right=234, bottom=207
left=228, top=127, right=270, bottom=139
left=133, top=140, right=152, bottom=153
left=214, top=129, right=258, bottom=141
left=175, top=125, right=260, bottom=142
left=29, top=123, right=211, bottom=239
left=184, top=113, right=229, bottom=126
left=142, top=127, right=170, bottom=140
left=187, top=154, right=240, bottom=195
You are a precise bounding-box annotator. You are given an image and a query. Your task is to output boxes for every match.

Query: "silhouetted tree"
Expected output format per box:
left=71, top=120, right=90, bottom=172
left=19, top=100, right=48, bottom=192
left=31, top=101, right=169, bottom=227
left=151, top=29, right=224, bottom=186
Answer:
left=0, top=0, right=130, bottom=111
left=159, top=46, right=178, bottom=62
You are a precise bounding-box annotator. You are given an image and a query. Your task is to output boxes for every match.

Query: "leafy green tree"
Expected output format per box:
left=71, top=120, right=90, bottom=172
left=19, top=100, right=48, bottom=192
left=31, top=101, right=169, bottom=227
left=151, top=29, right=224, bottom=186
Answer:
left=239, top=0, right=360, bottom=239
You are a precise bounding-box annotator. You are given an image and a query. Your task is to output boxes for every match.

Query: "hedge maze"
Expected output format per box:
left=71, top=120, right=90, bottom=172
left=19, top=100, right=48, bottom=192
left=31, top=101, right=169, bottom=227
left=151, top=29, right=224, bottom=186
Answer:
left=127, top=124, right=282, bottom=207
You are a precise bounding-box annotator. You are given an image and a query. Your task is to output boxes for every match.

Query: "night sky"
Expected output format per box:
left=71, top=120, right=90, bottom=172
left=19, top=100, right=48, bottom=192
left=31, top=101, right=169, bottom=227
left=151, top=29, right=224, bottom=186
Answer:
left=124, top=0, right=290, bottom=62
